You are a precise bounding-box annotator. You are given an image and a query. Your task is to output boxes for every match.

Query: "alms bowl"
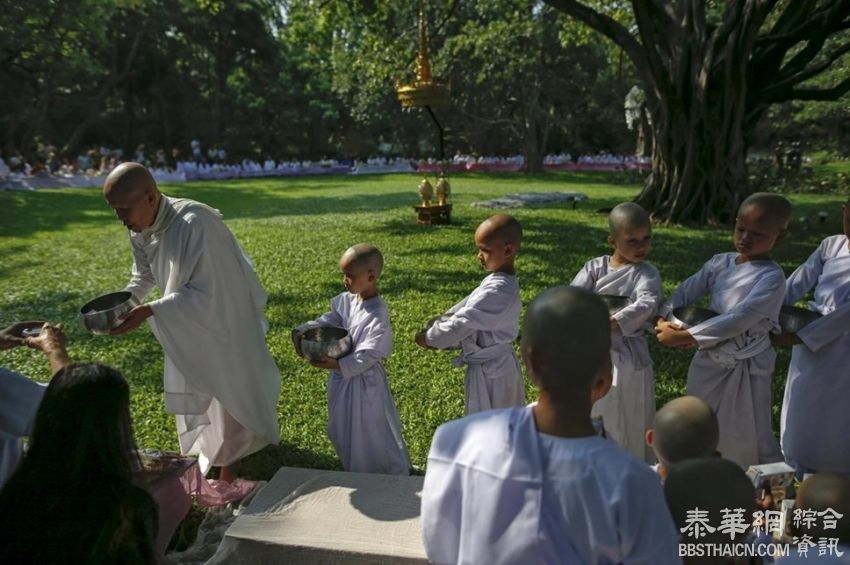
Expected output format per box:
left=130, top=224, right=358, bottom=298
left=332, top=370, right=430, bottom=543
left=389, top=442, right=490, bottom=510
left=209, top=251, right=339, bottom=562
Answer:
left=778, top=305, right=821, bottom=335
left=80, top=291, right=138, bottom=335
left=669, top=306, right=719, bottom=330
left=599, top=294, right=630, bottom=316
left=300, top=326, right=352, bottom=361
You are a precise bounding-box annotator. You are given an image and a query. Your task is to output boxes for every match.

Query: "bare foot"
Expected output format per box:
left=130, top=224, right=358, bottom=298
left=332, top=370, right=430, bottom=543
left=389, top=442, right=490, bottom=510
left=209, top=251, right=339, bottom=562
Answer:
left=218, top=464, right=237, bottom=483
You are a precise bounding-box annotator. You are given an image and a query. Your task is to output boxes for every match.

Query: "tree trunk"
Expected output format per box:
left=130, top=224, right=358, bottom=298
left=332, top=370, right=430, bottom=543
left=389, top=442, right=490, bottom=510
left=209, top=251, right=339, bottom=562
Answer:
left=635, top=89, right=749, bottom=225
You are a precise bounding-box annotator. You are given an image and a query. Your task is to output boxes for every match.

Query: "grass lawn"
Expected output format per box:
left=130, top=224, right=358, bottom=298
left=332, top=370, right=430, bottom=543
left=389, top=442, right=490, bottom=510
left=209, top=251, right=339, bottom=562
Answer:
left=1, top=172, right=846, bottom=479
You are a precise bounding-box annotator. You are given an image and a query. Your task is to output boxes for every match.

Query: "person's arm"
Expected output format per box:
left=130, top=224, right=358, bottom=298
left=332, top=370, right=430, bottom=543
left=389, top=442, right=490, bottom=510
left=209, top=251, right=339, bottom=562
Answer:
left=425, top=281, right=516, bottom=349
left=570, top=260, right=597, bottom=290
left=614, top=270, right=664, bottom=336
left=0, top=321, right=46, bottom=350
left=24, top=323, right=70, bottom=374
left=620, top=467, right=683, bottom=564
left=656, top=257, right=715, bottom=320
left=784, top=241, right=825, bottom=306
left=314, top=307, right=391, bottom=376
left=687, top=269, right=786, bottom=349
left=124, top=239, right=157, bottom=304
left=421, top=428, right=463, bottom=565
left=796, top=300, right=850, bottom=352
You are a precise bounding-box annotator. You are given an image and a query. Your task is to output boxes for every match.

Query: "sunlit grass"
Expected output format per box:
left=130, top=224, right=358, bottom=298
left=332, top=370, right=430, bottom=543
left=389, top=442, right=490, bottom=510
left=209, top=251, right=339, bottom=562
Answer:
left=1, top=172, right=844, bottom=475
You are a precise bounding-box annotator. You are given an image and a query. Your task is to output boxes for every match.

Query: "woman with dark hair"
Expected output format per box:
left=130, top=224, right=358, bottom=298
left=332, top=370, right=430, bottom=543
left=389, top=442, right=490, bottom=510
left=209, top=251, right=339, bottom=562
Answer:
left=0, top=363, right=158, bottom=564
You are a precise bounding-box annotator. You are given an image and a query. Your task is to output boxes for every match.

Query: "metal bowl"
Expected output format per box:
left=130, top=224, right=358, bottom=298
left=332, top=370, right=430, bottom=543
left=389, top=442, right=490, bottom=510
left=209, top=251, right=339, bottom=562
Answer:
left=599, top=294, right=630, bottom=316
left=424, top=314, right=461, bottom=350
left=80, top=291, right=138, bottom=335
left=778, top=305, right=821, bottom=335
left=300, top=326, right=352, bottom=361
left=669, top=306, right=719, bottom=329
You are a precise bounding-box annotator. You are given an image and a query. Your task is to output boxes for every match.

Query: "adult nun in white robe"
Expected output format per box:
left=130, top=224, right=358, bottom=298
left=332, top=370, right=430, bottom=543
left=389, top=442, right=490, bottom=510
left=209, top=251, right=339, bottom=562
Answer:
left=424, top=272, right=525, bottom=414
left=780, top=233, right=850, bottom=474
left=572, top=257, right=663, bottom=461
left=106, top=164, right=281, bottom=473
left=659, top=253, right=785, bottom=469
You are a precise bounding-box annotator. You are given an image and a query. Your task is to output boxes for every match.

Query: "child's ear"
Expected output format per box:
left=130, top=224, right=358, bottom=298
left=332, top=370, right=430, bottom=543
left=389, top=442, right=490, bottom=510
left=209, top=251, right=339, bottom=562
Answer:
left=504, top=242, right=516, bottom=257
left=367, top=269, right=376, bottom=282
left=607, top=234, right=615, bottom=248
left=645, top=429, right=654, bottom=448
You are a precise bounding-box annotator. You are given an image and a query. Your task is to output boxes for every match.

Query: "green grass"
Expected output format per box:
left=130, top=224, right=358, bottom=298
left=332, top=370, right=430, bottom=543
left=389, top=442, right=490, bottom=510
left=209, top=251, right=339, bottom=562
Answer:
left=1, top=172, right=845, bottom=478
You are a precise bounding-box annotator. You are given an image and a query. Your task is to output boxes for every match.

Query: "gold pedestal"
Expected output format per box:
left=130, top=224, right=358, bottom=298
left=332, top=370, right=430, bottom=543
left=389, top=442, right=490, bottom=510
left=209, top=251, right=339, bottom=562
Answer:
left=414, top=204, right=452, bottom=225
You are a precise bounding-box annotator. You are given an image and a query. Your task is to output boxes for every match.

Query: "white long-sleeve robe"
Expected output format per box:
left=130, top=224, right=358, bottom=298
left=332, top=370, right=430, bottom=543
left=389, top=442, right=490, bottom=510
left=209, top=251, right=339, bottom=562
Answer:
left=421, top=406, right=681, bottom=565
left=298, top=293, right=409, bottom=475
left=780, top=234, right=850, bottom=474
left=124, top=196, right=281, bottom=471
left=571, top=257, right=663, bottom=462
left=659, top=253, right=785, bottom=469
left=425, top=272, right=524, bottom=414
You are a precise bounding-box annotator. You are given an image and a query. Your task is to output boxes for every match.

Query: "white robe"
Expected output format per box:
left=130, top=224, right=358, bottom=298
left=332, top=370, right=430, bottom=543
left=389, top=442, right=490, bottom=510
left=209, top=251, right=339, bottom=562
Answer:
left=299, top=293, right=409, bottom=475
left=571, top=257, right=663, bottom=462
left=425, top=272, right=524, bottom=414
left=421, top=405, right=681, bottom=565
left=659, top=253, right=785, bottom=469
left=0, top=369, right=46, bottom=489
left=125, top=196, right=281, bottom=471
left=780, top=234, right=850, bottom=474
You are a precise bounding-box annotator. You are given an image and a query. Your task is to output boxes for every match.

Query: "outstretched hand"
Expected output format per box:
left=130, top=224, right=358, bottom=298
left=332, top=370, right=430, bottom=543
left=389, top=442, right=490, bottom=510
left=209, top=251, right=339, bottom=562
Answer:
left=0, top=320, right=47, bottom=350
left=414, top=330, right=431, bottom=349
left=110, top=304, right=154, bottom=335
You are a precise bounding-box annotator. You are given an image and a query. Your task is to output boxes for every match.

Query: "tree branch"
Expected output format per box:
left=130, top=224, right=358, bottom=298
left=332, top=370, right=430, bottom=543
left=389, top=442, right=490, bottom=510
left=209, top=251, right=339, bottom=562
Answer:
left=542, top=0, right=652, bottom=84
left=783, top=76, right=850, bottom=101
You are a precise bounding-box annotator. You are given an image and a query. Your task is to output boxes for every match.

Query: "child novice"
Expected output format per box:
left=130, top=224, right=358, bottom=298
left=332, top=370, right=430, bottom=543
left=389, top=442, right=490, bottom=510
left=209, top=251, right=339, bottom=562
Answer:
left=777, top=195, right=850, bottom=475
left=415, top=214, right=525, bottom=414
left=294, top=244, right=409, bottom=475
left=656, top=193, right=791, bottom=469
left=571, top=202, right=662, bottom=461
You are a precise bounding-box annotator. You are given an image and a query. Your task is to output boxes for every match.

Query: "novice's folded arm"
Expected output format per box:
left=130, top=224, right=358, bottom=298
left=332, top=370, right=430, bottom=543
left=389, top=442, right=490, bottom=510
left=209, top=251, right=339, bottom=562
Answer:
left=426, top=288, right=510, bottom=348
left=784, top=241, right=826, bottom=305
left=658, top=259, right=713, bottom=319
left=614, top=276, right=663, bottom=336
left=797, top=300, right=850, bottom=352
left=688, top=271, right=785, bottom=348
left=337, top=348, right=385, bottom=378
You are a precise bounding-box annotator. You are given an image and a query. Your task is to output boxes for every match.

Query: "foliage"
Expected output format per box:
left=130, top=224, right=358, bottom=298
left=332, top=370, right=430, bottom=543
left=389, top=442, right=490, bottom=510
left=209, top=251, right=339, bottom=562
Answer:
left=1, top=173, right=844, bottom=476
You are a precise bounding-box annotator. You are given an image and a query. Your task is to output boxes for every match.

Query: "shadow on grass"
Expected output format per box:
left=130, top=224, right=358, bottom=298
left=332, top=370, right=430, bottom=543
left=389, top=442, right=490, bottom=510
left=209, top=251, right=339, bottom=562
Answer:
left=239, top=442, right=341, bottom=480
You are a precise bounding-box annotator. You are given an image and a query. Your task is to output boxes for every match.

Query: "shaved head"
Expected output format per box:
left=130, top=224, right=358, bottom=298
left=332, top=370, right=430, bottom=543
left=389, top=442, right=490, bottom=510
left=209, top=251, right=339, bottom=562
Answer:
left=341, top=243, right=384, bottom=275
left=102, top=162, right=159, bottom=200
left=794, top=474, right=850, bottom=542
left=609, top=202, right=650, bottom=236
left=521, top=286, right=610, bottom=394
left=476, top=214, right=523, bottom=246
left=652, top=396, right=719, bottom=468
left=102, top=162, right=161, bottom=232
left=665, top=458, right=755, bottom=545
left=739, top=192, right=792, bottom=230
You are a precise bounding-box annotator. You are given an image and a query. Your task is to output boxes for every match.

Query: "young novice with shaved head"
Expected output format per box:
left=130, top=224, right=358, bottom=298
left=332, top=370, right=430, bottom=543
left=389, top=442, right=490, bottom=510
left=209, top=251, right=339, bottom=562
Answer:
left=780, top=473, right=850, bottom=563
left=647, top=396, right=719, bottom=481
left=102, top=162, right=281, bottom=482
left=294, top=244, right=409, bottom=475
left=656, top=193, right=792, bottom=469
left=416, top=214, right=525, bottom=414
left=777, top=195, right=850, bottom=475
left=421, top=286, right=680, bottom=564
left=572, top=202, right=662, bottom=461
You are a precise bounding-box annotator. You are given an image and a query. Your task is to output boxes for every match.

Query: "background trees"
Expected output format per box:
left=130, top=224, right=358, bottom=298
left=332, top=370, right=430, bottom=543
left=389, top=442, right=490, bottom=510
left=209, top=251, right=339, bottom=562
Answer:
left=2, top=0, right=847, bottom=197
left=543, top=0, right=850, bottom=223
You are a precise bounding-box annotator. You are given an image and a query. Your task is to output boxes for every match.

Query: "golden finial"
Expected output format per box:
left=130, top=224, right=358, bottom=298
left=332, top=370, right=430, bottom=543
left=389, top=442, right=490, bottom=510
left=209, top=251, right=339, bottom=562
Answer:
left=396, top=0, right=449, bottom=108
